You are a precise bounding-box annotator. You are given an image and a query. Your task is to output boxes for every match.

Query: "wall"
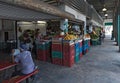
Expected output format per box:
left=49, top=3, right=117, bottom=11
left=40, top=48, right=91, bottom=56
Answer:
left=0, top=19, right=15, bottom=42
left=17, top=21, right=47, bottom=36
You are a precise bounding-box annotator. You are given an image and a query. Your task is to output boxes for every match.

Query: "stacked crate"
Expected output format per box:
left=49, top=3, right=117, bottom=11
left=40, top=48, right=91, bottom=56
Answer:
left=88, top=39, right=91, bottom=50
left=74, top=40, right=80, bottom=63
left=82, top=40, right=86, bottom=55
left=52, top=40, right=63, bottom=65
left=45, top=40, right=52, bottom=62
left=79, top=40, right=83, bottom=58
left=91, top=39, right=98, bottom=46
left=37, top=42, right=47, bottom=61
left=63, top=40, right=75, bottom=67
left=85, top=40, right=89, bottom=53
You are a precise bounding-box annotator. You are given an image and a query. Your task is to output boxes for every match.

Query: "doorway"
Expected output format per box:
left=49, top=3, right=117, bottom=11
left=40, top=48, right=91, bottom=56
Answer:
left=4, top=32, right=9, bottom=42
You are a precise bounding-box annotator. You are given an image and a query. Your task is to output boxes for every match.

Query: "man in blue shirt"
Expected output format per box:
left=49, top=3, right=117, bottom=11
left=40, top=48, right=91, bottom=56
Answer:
left=11, top=44, right=35, bottom=76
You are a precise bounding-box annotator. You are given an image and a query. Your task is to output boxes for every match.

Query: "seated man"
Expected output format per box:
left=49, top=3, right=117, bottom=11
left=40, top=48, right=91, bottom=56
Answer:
left=11, top=44, right=35, bottom=77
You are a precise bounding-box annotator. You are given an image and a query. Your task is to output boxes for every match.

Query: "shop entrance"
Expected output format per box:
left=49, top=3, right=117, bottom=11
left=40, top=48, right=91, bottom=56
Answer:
left=4, top=32, right=8, bottom=42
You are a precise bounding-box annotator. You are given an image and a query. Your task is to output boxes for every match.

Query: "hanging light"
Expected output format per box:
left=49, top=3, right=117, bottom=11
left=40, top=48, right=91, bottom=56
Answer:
left=105, top=14, right=108, bottom=17
left=102, top=8, right=107, bottom=11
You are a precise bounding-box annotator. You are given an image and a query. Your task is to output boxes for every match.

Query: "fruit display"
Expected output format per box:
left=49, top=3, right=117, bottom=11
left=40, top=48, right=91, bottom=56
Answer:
left=64, top=34, right=78, bottom=40
left=90, top=34, right=98, bottom=39
left=90, top=31, right=99, bottom=39
left=84, top=34, right=90, bottom=38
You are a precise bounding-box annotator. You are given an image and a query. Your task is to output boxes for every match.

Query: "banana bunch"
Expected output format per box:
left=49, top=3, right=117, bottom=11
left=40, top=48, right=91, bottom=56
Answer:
left=64, top=34, right=77, bottom=40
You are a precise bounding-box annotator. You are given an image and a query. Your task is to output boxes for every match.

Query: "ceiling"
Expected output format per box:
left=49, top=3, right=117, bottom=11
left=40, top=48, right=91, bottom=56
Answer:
left=41, top=0, right=118, bottom=20
left=86, top=0, right=118, bottom=19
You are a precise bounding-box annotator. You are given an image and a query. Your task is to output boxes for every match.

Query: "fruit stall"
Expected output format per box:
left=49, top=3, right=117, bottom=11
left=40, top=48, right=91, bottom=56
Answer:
left=35, top=31, right=91, bottom=67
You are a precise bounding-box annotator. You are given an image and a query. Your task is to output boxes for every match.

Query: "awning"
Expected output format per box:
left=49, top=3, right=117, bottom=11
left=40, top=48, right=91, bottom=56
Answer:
left=0, top=2, right=60, bottom=21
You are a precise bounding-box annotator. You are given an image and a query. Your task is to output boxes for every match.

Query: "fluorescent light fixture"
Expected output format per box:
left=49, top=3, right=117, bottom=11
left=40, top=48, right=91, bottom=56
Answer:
left=102, top=8, right=107, bottom=11
left=105, top=14, right=108, bottom=17
left=37, top=21, right=46, bottom=24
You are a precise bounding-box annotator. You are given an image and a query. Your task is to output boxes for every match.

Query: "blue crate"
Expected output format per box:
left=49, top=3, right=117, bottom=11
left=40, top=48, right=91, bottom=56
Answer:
left=75, top=43, right=79, bottom=49
left=74, top=55, right=80, bottom=63
left=79, top=47, right=82, bottom=53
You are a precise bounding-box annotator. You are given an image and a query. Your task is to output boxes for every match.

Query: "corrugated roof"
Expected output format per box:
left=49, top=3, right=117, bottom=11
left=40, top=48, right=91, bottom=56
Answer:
left=0, top=2, right=60, bottom=21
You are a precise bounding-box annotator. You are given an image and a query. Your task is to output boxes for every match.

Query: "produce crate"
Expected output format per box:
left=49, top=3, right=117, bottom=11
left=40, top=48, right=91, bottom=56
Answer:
left=63, top=40, right=75, bottom=67
left=46, top=49, right=52, bottom=62
left=52, top=51, right=62, bottom=59
left=52, top=58, right=63, bottom=65
left=79, top=41, right=82, bottom=47
left=37, top=50, right=46, bottom=61
left=91, top=39, right=98, bottom=46
left=45, top=41, right=51, bottom=49
left=36, top=42, right=46, bottom=50
left=63, top=55, right=74, bottom=67
left=52, top=38, right=63, bottom=43
left=52, top=43, right=62, bottom=52
left=80, top=53, right=83, bottom=58
left=85, top=49, right=89, bottom=53
left=88, top=40, right=91, bottom=46
left=74, top=55, right=79, bottom=63
left=79, top=47, right=82, bottom=53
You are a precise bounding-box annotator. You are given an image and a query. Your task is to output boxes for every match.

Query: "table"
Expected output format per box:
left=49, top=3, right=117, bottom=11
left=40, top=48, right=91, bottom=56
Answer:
left=0, top=61, right=18, bottom=80
left=0, top=61, right=17, bottom=71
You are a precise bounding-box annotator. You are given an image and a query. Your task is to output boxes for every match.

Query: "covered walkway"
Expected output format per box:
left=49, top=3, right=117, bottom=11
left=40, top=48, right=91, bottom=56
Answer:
left=34, top=37, right=120, bottom=83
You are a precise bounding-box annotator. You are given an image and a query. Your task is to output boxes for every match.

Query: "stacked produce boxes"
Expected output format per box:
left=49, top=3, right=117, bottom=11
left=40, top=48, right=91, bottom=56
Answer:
left=45, top=40, right=51, bottom=62
left=82, top=39, right=89, bottom=55
left=91, top=39, right=98, bottom=46
left=37, top=42, right=47, bottom=61
left=63, top=40, right=75, bottom=67
left=37, top=40, right=51, bottom=62
left=79, top=40, right=83, bottom=58
left=74, top=40, right=80, bottom=63
left=52, top=39, right=63, bottom=65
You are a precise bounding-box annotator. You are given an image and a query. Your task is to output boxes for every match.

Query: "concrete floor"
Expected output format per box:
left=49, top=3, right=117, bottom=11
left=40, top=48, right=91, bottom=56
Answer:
left=1, top=37, right=120, bottom=83
left=33, top=37, right=120, bottom=83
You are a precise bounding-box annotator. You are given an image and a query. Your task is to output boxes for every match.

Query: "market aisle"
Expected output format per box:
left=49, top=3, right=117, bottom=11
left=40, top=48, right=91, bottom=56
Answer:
left=34, top=37, right=120, bottom=83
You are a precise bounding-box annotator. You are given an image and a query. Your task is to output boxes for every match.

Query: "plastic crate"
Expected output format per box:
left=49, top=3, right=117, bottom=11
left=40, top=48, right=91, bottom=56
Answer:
left=88, top=40, right=91, bottom=46
left=45, top=41, right=51, bottom=49
left=74, top=55, right=79, bottom=63
left=91, top=41, right=98, bottom=46
left=52, top=43, right=62, bottom=52
left=37, top=50, right=46, bottom=61
left=79, top=47, right=82, bottom=53
left=36, top=42, right=46, bottom=50
left=75, top=43, right=79, bottom=49
left=52, top=51, right=62, bottom=59
left=86, top=49, right=89, bottom=53
left=80, top=53, right=83, bottom=58
left=52, top=58, right=63, bottom=65
left=63, top=42, right=75, bottom=57
left=63, top=55, right=74, bottom=67
left=80, top=42, right=82, bottom=47
left=46, top=49, right=52, bottom=62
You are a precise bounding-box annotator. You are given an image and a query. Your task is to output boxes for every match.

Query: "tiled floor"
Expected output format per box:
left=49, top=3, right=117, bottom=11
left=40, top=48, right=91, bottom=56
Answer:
left=1, top=37, right=120, bottom=83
